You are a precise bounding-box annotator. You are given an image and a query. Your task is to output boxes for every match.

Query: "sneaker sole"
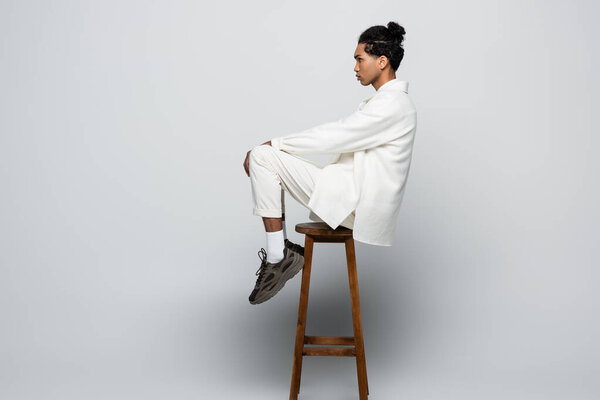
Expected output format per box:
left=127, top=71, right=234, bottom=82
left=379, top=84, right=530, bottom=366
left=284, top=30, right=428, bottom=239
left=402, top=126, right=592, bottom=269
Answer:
left=254, top=252, right=305, bottom=304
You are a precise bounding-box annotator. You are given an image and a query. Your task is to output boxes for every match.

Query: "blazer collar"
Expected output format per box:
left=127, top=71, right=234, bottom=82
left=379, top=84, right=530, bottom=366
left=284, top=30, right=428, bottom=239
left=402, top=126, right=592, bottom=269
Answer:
left=361, top=79, right=409, bottom=103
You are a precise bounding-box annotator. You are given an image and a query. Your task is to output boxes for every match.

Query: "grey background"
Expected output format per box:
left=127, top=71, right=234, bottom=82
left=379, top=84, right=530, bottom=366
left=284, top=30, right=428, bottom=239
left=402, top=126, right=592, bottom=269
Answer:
left=1, top=0, right=598, bottom=399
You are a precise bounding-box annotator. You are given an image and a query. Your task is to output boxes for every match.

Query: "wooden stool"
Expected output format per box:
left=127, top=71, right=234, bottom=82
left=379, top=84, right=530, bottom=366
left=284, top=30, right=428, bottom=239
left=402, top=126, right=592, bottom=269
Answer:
left=289, top=222, right=369, bottom=400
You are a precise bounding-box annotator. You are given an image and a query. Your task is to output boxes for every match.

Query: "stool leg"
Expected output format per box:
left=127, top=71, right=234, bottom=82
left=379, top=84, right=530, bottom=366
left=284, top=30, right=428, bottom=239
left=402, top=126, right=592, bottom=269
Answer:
left=345, top=237, right=369, bottom=399
left=289, top=235, right=314, bottom=400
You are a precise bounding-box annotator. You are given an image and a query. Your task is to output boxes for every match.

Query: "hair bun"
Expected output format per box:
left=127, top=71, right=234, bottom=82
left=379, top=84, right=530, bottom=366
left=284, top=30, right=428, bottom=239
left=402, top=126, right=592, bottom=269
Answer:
left=387, top=21, right=406, bottom=45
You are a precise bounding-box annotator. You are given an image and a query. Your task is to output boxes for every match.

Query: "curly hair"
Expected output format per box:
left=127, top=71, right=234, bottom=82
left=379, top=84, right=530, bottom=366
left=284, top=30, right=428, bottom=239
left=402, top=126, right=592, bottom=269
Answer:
left=358, top=21, right=406, bottom=71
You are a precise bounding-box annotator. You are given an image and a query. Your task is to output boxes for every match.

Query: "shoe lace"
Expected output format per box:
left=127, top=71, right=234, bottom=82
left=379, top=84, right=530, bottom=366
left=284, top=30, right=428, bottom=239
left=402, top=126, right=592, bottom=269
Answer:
left=255, top=248, right=269, bottom=285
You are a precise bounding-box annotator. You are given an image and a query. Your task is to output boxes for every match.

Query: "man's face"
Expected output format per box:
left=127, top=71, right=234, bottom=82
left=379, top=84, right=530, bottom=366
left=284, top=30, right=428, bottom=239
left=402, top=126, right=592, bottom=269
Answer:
left=353, top=43, right=384, bottom=86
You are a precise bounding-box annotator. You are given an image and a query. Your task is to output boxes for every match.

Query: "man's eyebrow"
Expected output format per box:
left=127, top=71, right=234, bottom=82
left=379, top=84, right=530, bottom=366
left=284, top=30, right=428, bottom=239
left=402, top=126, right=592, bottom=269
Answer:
left=354, top=54, right=361, bottom=59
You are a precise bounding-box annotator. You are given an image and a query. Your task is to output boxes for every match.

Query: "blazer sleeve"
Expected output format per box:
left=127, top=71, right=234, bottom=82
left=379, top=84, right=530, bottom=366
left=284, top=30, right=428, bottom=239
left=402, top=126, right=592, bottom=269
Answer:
left=270, top=94, right=412, bottom=155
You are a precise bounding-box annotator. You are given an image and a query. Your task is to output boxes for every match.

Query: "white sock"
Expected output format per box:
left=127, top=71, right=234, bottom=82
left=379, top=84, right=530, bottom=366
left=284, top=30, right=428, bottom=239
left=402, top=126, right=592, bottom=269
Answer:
left=282, top=220, right=288, bottom=241
left=266, top=229, right=285, bottom=263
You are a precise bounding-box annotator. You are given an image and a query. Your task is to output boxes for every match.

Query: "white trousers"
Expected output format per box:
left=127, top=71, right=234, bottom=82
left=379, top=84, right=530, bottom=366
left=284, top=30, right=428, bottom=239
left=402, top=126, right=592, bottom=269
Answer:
left=249, top=144, right=355, bottom=229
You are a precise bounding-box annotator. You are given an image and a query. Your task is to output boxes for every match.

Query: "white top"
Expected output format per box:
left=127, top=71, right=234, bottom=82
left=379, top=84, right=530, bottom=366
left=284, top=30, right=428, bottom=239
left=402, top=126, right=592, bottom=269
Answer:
left=271, top=78, right=417, bottom=246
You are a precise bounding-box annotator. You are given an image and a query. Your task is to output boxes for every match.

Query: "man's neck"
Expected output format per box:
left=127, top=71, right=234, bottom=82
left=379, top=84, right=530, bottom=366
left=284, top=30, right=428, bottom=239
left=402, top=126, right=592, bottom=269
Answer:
left=373, top=75, right=396, bottom=91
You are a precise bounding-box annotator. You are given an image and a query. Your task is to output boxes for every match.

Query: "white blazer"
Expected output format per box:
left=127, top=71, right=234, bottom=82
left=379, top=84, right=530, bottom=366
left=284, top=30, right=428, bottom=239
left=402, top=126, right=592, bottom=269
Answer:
left=271, top=78, right=417, bottom=246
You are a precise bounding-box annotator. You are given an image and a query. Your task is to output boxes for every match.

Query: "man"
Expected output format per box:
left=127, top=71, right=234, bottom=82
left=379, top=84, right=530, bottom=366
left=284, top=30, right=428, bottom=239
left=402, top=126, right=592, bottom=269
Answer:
left=243, top=22, right=417, bottom=304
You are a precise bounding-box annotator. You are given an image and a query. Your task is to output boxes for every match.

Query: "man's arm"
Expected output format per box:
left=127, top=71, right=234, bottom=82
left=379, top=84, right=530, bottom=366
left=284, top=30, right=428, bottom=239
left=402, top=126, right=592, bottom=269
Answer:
left=270, top=94, right=415, bottom=155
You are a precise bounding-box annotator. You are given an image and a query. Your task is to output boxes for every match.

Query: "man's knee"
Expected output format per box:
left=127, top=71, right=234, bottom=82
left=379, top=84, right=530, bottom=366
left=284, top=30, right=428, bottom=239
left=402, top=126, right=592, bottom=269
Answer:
left=249, top=144, right=275, bottom=163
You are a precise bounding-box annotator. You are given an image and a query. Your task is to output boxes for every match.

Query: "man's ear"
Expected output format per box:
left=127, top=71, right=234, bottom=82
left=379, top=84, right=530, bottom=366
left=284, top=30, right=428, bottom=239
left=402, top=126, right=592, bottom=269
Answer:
left=378, top=55, right=389, bottom=70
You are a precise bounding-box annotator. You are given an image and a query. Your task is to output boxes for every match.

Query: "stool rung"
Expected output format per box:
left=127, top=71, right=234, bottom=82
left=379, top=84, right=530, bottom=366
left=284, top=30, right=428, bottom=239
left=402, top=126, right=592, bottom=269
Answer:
left=302, top=346, right=356, bottom=357
left=304, top=335, right=355, bottom=346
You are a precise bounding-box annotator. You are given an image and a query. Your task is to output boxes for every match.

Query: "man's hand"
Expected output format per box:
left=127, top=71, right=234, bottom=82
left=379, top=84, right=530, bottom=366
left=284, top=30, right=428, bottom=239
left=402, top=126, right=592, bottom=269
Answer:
left=243, top=150, right=251, bottom=177
left=243, top=141, right=272, bottom=177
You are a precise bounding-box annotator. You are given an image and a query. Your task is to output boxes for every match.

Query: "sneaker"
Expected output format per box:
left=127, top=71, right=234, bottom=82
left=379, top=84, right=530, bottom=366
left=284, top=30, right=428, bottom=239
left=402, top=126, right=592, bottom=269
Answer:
left=249, top=246, right=305, bottom=305
left=284, top=238, right=304, bottom=256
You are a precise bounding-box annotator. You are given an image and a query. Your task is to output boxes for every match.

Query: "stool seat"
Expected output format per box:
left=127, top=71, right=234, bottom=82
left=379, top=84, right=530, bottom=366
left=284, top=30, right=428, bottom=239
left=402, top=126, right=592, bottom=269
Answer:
left=289, top=222, right=369, bottom=400
left=295, top=222, right=353, bottom=241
